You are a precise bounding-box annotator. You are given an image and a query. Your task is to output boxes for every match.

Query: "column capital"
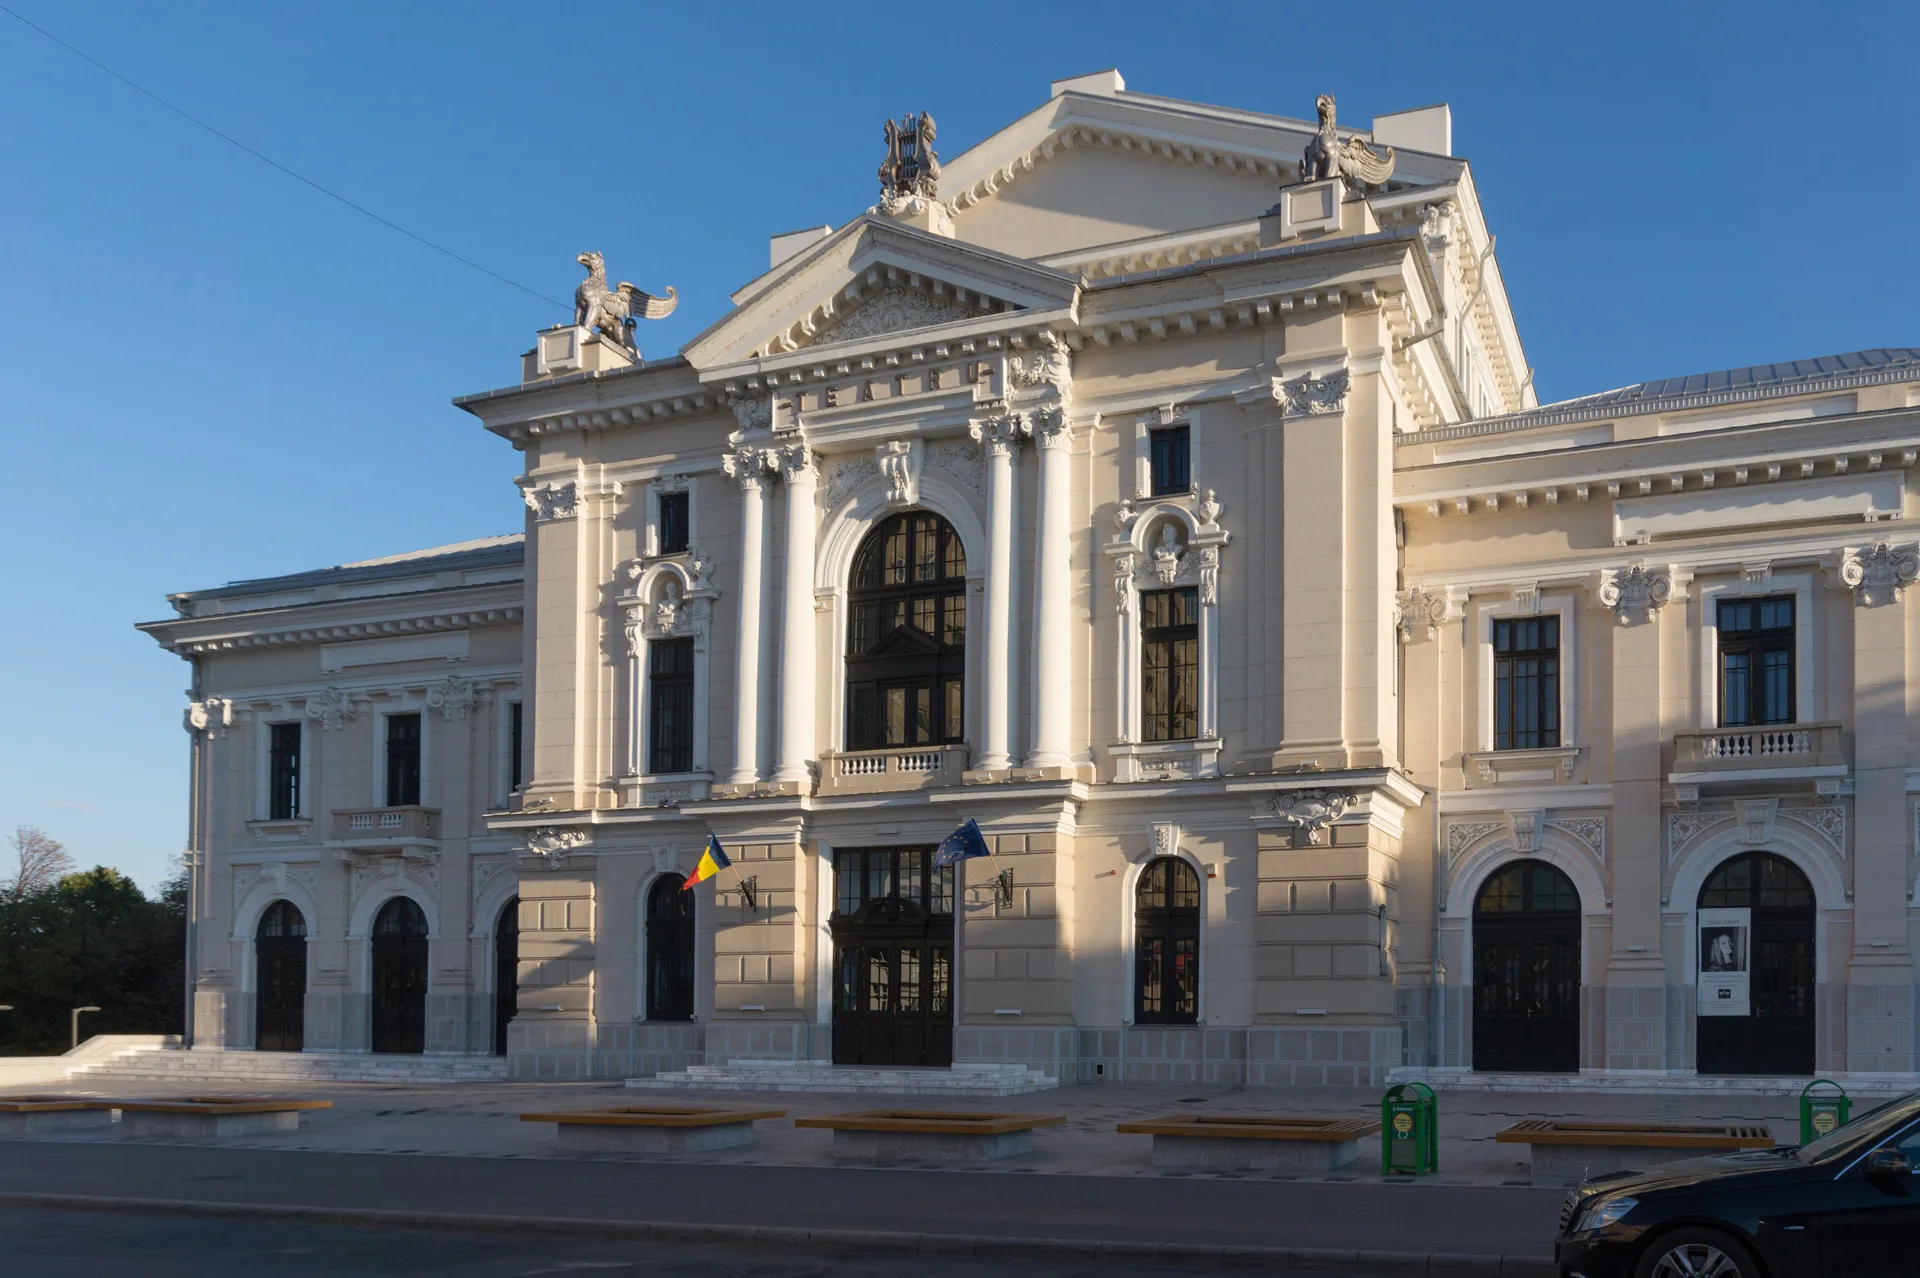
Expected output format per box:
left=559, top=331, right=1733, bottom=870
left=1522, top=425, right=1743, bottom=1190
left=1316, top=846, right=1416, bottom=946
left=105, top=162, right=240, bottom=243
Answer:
left=777, top=443, right=818, bottom=485
left=1838, top=541, right=1920, bottom=606
left=722, top=446, right=776, bottom=491
left=968, top=412, right=1028, bottom=458
left=1029, top=404, right=1074, bottom=450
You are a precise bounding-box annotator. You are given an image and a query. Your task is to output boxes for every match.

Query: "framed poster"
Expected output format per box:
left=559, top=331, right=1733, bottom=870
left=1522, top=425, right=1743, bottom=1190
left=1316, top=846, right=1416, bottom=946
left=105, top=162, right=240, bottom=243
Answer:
left=1697, top=907, right=1751, bottom=1017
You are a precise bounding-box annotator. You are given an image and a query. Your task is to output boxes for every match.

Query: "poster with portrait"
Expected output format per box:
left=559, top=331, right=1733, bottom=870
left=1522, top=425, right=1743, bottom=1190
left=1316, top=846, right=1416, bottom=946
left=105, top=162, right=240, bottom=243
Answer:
left=1697, top=907, right=1751, bottom=1017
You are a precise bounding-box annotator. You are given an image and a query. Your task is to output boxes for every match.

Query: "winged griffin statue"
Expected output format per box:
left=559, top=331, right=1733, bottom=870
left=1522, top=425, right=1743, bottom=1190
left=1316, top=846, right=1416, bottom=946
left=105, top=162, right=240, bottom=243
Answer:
left=574, top=251, right=677, bottom=353
left=1298, top=94, right=1395, bottom=189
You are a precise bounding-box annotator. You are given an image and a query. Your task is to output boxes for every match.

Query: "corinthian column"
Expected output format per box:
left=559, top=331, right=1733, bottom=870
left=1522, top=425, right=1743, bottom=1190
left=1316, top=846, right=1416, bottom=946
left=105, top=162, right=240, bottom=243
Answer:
left=773, top=447, right=818, bottom=789
left=969, top=414, right=1024, bottom=773
left=1027, top=406, right=1073, bottom=771
left=723, top=449, right=772, bottom=787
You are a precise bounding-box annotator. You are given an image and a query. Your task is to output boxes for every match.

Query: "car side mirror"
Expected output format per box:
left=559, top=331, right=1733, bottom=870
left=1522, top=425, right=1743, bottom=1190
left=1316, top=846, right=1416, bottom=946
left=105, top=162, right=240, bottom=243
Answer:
left=1865, top=1148, right=1912, bottom=1178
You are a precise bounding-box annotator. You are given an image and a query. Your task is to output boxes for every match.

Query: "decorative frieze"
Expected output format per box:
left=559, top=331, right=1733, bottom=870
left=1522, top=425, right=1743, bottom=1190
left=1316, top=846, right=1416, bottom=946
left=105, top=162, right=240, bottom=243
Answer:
left=522, top=481, right=579, bottom=523
left=304, top=686, right=356, bottom=730
left=1838, top=542, right=1919, bottom=606
left=519, top=826, right=590, bottom=870
left=925, top=439, right=985, bottom=497
left=1396, top=585, right=1458, bottom=643
left=1666, top=811, right=1734, bottom=870
left=1547, top=817, right=1608, bottom=866
left=426, top=677, right=476, bottom=721
left=728, top=394, right=772, bottom=434
left=1597, top=564, right=1672, bottom=626
left=1780, top=805, right=1846, bottom=857
left=821, top=456, right=880, bottom=509
left=1444, top=820, right=1503, bottom=870
left=1265, top=789, right=1354, bottom=842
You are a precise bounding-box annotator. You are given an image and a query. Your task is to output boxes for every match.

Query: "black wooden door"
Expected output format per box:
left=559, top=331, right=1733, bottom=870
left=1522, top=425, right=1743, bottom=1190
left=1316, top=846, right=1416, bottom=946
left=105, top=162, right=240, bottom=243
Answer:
left=493, top=898, right=518, bottom=1056
left=646, top=878, right=696, bottom=1021
left=255, top=900, right=307, bottom=1053
left=830, top=847, right=954, bottom=1068
left=1472, top=862, right=1581, bottom=1073
left=1697, top=853, right=1815, bottom=1075
left=371, top=897, right=429, bottom=1054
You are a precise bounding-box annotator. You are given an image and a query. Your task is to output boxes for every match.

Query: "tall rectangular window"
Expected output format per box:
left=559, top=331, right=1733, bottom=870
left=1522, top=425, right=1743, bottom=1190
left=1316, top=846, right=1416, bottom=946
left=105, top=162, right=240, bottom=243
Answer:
left=268, top=723, right=301, bottom=821
left=648, top=637, right=696, bottom=774
left=1719, top=596, right=1794, bottom=726
left=385, top=712, right=422, bottom=807
left=657, top=491, right=690, bottom=555
left=507, top=701, right=523, bottom=793
left=1149, top=425, right=1190, bottom=496
left=1493, top=616, right=1559, bottom=750
left=1142, top=587, right=1200, bottom=742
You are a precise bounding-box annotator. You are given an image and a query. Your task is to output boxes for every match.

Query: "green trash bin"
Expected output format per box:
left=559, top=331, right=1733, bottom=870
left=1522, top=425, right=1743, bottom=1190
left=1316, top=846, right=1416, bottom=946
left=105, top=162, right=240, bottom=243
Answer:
left=1381, top=1082, right=1438, bottom=1175
left=1799, top=1079, right=1850, bottom=1145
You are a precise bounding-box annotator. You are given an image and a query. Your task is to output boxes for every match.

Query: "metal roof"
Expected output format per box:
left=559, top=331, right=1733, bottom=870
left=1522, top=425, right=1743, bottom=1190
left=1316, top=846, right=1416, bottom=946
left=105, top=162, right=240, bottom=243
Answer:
left=170, top=534, right=524, bottom=606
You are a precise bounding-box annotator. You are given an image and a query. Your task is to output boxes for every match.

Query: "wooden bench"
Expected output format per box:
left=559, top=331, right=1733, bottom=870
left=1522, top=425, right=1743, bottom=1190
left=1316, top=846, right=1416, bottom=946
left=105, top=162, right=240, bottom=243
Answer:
left=0, top=1096, right=115, bottom=1135
left=793, top=1109, right=1066, bottom=1161
left=1496, top=1119, right=1776, bottom=1180
left=1115, top=1114, right=1382, bottom=1171
left=116, top=1096, right=332, bottom=1138
left=519, top=1104, right=786, bottom=1155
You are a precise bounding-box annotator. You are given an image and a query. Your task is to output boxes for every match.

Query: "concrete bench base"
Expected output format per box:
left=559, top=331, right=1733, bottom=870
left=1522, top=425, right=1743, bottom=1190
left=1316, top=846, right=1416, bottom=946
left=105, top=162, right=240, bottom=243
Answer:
left=829, top=1128, right=1033, bottom=1162
left=123, top=1109, right=302, bottom=1138
left=556, top=1120, right=756, bottom=1155
left=1530, top=1142, right=1707, bottom=1181
left=1148, top=1132, right=1362, bottom=1171
left=0, top=1109, right=114, bottom=1136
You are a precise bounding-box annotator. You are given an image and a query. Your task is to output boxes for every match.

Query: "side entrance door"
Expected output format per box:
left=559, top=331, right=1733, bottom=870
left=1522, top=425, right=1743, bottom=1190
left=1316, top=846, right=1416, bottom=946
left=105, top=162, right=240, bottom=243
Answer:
left=255, top=900, right=307, bottom=1052
left=371, top=897, right=429, bottom=1054
left=830, top=846, right=954, bottom=1067
left=1696, top=852, right=1815, bottom=1075
left=1472, top=861, right=1581, bottom=1073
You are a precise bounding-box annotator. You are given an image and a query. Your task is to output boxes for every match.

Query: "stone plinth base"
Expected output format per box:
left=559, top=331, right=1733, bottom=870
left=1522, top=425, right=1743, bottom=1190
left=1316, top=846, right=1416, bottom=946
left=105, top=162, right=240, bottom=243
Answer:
left=123, top=1109, right=301, bottom=1139
left=829, top=1128, right=1032, bottom=1161
left=1530, top=1142, right=1702, bottom=1182
left=1148, top=1132, right=1361, bottom=1171
left=0, top=1109, right=112, bottom=1136
left=555, top=1121, right=755, bottom=1155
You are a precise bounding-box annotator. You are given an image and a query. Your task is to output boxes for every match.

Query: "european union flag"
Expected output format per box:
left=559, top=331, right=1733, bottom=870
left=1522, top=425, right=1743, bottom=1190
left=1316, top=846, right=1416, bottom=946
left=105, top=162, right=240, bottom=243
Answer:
left=933, top=818, right=991, bottom=869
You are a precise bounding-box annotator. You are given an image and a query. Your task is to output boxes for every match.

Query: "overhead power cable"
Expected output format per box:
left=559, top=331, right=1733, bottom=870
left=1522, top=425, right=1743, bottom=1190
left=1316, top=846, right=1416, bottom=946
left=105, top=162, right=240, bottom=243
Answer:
left=0, top=4, right=570, bottom=311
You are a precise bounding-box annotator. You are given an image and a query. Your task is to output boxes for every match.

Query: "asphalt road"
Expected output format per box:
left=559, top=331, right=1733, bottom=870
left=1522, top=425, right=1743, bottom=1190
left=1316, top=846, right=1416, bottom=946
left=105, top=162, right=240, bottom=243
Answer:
left=0, top=1207, right=1491, bottom=1278
left=0, top=1140, right=1561, bottom=1257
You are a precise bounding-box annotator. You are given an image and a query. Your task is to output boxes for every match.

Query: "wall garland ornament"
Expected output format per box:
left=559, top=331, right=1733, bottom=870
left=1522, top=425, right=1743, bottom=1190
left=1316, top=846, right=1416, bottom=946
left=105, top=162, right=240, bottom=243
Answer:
left=1838, top=542, right=1920, bottom=606
left=1396, top=585, right=1459, bottom=643
left=304, top=686, right=356, bottom=730
left=1266, top=788, right=1354, bottom=840
left=1598, top=564, right=1673, bottom=626
left=427, top=677, right=476, bottom=721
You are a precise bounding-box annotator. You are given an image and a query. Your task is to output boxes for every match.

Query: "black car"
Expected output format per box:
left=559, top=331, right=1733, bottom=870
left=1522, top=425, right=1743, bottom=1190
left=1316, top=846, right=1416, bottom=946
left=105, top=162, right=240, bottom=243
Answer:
left=1555, top=1089, right=1920, bottom=1277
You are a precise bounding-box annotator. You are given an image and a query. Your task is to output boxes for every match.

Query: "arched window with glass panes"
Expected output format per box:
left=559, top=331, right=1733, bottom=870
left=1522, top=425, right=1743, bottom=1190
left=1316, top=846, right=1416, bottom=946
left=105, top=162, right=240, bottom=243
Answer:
left=1134, top=857, right=1200, bottom=1025
left=845, top=512, right=966, bottom=751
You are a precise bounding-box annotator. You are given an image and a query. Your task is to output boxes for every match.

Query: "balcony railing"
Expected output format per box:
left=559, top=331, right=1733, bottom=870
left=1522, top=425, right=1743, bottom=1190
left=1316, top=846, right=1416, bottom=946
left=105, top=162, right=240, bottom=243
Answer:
left=816, top=745, right=970, bottom=795
left=328, top=805, right=441, bottom=846
left=1672, top=722, right=1844, bottom=775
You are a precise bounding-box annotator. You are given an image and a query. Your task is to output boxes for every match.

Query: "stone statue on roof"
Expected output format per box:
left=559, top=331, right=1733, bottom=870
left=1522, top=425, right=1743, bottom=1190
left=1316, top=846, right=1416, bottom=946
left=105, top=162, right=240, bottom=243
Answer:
left=878, top=111, right=940, bottom=209
left=574, top=251, right=678, bottom=353
left=1298, top=94, right=1396, bottom=189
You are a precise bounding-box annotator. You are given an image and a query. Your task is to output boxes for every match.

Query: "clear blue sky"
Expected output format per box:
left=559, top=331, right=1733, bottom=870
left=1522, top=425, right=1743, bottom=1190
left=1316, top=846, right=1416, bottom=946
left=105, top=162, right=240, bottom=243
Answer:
left=1, top=2, right=1913, bottom=890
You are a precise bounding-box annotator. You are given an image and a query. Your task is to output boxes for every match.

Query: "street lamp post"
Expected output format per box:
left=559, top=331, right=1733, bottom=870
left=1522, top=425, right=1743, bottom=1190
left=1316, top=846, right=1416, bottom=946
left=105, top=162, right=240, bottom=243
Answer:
left=71, top=1006, right=101, bottom=1050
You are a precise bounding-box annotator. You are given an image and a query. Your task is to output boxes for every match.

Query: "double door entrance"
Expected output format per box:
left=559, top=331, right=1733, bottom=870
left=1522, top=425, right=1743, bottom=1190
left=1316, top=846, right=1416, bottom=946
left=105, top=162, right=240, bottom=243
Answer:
left=830, top=846, right=954, bottom=1067
left=1472, top=862, right=1581, bottom=1073
left=1696, top=852, right=1815, bottom=1075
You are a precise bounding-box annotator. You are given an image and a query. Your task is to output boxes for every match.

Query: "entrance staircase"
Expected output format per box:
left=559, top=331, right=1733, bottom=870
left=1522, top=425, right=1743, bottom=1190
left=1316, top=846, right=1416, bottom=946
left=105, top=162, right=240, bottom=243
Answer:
left=1387, top=1066, right=1920, bottom=1098
left=68, top=1047, right=509, bottom=1087
left=627, top=1060, right=1058, bottom=1096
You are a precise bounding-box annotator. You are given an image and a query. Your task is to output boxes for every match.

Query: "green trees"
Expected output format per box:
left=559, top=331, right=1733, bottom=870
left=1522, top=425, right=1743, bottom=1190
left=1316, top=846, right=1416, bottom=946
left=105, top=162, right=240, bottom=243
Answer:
left=0, top=828, right=184, bottom=1055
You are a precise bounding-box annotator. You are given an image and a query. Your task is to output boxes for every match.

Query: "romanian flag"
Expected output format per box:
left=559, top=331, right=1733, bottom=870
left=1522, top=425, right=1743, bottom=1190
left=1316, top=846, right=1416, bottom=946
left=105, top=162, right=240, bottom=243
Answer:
left=682, top=834, right=731, bottom=890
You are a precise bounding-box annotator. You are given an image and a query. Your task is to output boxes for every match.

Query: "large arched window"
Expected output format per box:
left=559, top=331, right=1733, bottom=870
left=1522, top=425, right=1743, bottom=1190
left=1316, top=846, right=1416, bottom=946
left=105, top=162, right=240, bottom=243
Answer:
left=846, top=512, right=966, bottom=751
left=1134, top=857, right=1199, bottom=1025
left=646, top=877, right=696, bottom=1021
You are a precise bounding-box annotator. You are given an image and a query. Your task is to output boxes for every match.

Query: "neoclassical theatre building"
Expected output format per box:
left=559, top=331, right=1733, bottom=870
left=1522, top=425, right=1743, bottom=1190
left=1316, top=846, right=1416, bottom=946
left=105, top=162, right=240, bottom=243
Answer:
left=142, top=71, right=1920, bottom=1085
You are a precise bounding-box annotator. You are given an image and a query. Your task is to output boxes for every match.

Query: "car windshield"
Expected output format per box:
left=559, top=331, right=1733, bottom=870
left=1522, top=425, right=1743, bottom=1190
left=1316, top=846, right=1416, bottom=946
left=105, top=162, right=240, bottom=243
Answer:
left=1797, top=1091, right=1920, bottom=1163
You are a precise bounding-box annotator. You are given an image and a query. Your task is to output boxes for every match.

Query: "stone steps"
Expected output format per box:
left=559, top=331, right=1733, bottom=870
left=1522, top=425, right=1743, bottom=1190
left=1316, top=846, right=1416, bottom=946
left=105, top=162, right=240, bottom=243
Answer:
left=72, top=1048, right=509, bottom=1087
left=1387, top=1067, right=1920, bottom=1097
left=627, top=1060, right=1059, bottom=1096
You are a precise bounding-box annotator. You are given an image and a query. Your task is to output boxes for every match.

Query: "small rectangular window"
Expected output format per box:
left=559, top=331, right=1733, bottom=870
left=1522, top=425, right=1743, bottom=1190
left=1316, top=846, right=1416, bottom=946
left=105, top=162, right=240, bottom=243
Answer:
left=507, top=701, right=523, bottom=793
left=268, top=723, right=301, bottom=821
left=648, top=637, right=696, bottom=774
left=657, top=491, right=690, bottom=555
left=1718, top=595, right=1794, bottom=726
left=1493, top=616, right=1560, bottom=750
left=1149, top=425, right=1191, bottom=496
left=385, top=713, right=422, bottom=807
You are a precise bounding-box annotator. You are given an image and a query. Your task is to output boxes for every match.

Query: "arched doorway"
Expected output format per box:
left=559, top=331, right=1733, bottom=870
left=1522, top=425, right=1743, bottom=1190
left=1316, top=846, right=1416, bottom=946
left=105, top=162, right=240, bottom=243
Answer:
left=1696, top=852, right=1815, bottom=1075
left=830, top=846, right=954, bottom=1066
left=645, top=878, right=695, bottom=1022
left=1134, top=858, right=1200, bottom=1025
left=1472, top=861, right=1581, bottom=1072
left=255, top=900, right=307, bottom=1052
left=371, top=897, right=429, bottom=1054
left=845, top=512, right=967, bottom=751
left=492, top=898, right=518, bottom=1056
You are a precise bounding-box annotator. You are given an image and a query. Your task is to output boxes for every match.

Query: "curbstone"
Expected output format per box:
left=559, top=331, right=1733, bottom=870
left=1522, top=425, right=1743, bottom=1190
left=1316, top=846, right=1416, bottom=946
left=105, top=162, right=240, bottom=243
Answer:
left=0, top=1192, right=1555, bottom=1275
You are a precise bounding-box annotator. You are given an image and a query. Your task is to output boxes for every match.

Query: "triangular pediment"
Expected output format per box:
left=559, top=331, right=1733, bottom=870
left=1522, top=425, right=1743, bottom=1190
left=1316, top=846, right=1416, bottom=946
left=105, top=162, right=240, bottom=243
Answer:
left=684, top=215, right=1080, bottom=370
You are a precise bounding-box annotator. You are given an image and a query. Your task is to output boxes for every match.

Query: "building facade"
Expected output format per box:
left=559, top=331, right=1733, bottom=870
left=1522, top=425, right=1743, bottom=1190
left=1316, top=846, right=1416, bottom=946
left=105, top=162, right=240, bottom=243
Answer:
left=144, top=71, right=1920, bottom=1084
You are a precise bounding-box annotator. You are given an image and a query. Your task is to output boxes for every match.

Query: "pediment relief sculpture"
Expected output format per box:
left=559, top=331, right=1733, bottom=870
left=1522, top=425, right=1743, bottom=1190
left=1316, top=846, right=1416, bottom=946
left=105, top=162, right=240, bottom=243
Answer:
left=806, top=281, right=988, bottom=348
left=573, top=251, right=677, bottom=354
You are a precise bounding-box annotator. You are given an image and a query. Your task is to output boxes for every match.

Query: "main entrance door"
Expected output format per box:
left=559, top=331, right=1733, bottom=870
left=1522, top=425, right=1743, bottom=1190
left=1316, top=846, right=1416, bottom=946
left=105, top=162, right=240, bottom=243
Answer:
left=371, top=897, right=429, bottom=1054
left=1696, top=852, right=1815, bottom=1075
left=255, top=900, right=307, bottom=1052
left=493, top=898, right=518, bottom=1056
left=1472, top=861, right=1581, bottom=1072
left=830, top=846, right=954, bottom=1067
